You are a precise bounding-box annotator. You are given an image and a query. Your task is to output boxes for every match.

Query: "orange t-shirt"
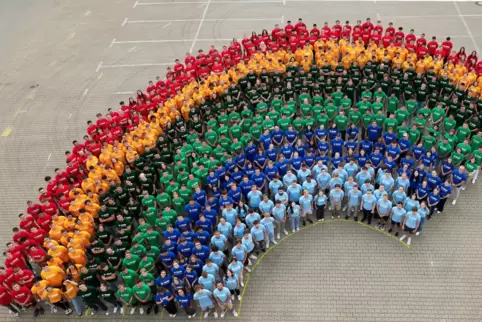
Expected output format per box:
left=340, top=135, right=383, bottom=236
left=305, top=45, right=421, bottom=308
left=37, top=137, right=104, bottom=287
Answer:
left=64, top=283, right=79, bottom=299
left=41, top=266, right=66, bottom=287
left=69, top=249, right=87, bottom=266
left=48, top=246, right=69, bottom=263
left=31, top=280, right=49, bottom=300
left=45, top=288, right=63, bottom=303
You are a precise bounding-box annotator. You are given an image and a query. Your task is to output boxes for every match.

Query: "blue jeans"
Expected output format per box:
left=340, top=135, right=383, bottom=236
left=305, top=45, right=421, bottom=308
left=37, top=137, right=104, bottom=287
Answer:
left=417, top=217, right=426, bottom=232
left=290, top=216, right=300, bottom=230
left=70, top=296, right=85, bottom=315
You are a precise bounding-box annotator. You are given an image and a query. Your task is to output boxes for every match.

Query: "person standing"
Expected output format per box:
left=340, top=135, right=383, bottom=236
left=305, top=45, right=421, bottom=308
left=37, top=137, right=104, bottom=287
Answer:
left=314, top=190, right=327, bottom=221
left=250, top=221, right=267, bottom=254
left=361, top=190, right=377, bottom=224
left=299, top=189, right=315, bottom=225
left=77, top=282, right=108, bottom=315
left=375, top=193, right=392, bottom=230
left=437, top=180, right=452, bottom=213
left=155, top=287, right=177, bottom=318
left=271, top=200, right=288, bottom=239
left=289, top=202, right=301, bottom=232
left=224, top=269, right=241, bottom=301
left=400, top=207, right=421, bottom=245
left=213, top=281, right=238, bottom=318
left=99, top=283, right=123, bottom=315
left=0, top=286, right=20, bottom=316
left=416, top=201, right=429, bottom=236
left=329, top=184, right=345, bottom=218
left=451, top=166, right=467, bottom=205
left=133, top=279, right=154, bottom=315
left=345, top=185, right=362, bottom=221
left=388, top=202, right=407, bottom=237
left=116, top=283, right=137, bottom=315
left=193, top=284, right=217, bottom=319
left=44, top=286, right=73, bottom=315
left=175, top=288, right=196, bottom=319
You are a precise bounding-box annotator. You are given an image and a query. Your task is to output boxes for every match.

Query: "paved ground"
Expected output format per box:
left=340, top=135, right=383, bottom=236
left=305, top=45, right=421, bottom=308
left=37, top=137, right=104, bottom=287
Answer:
left=1, top=0, right=482, bottom=320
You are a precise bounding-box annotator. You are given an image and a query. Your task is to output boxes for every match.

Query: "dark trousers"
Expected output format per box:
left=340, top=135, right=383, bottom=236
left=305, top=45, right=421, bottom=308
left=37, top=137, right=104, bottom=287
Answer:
left=84, top=298, right=108, bottom=311
left=163, top=300, right=178, bottom=315
left=4, top=303, right=21, bottom=314
left=229, top=289, right=240, bottom=296
left=316, top=205, right=325, bottom=219
left=362, top=209, right=373, bottom=225
left=255, top=240, right=266, bottom=255
left=53, top=301, right=70, bottom=310
left=437, top=198, right=448, bottom=212
left=182, top=305, right=196, bottom=316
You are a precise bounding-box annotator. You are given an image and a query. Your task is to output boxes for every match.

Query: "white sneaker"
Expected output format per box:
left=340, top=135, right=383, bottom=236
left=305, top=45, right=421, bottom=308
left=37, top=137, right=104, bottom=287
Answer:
left=437, top=211, right=441, bottom=213
left=400, top=235, right=407, bottom=241
left=283, top=230, right=288, bottom=235
left=342, top=206, right=347, bottom=211
left=169, top=314, right=173, bottom=318
left=130, top=308, right=136, bottom=315
left=337, top=215, right=340, bottom=218
left=188, top=315, right=192, bottom=319
left=462, top=186, right=466, bottom=191
left=15, top=313, right=19, bottom=317
left=214, top=312, right=219, bottom=319
left=113, top=307, right=118, bottom=314
left=106, top=312, right=109, bottom=316
left=221, top=310, right=227, bottom=318
left=120, top=307, right=124, bottom=314
left=204, top=312, right=209, bottom=318
left=407, top=237, right=412, bottom=245
left=233, top=310, right=238, bottom=317
left=452, top=200, right=457, bottom=205
left=276, top=233, right=280, bottom=239
left=249, top=255, right=257, bottom=260
left=321, top=218, right=324, bottom=221
left=172, top=314, right=176, bottom=318
left=240, top=281, right=244, bottom=287
left=139, top=308, right=144, bottom=315
left=272, top=240, right=278, bottom=245
left=237, top=295, right=242, bottom=301
left=296, top=228, right=300, bottom=231
left=317, top=219, right=321, bottom=222
left=52, top=307, right=58, bottom=313
left=329, top=206, right=332, bottom=210
left=472, top=179, right=476, bottom=184
left=191, top=313, right=196, bottom=318
left=245, top=266, right=251, bottom=272
left=292, top=229, right=296, bottom=233
left=65, top=309, right=73, bottom=315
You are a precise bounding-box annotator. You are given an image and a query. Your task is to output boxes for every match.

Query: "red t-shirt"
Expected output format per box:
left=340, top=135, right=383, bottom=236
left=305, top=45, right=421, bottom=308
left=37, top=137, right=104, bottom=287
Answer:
left=11, top=286, right=32, bottom=305
left=12, top=230, right=29, bottom=244
left=28, top=247, right=46, bottom=264
left=5, top=253, right=27, bottom=269
left=0, top=287, right=12, bottom=305
left=19, top=215, right=36, bottom=231
left=14, top=270, right=34, bottom=288
left=0, top=268, right=16, bottom=289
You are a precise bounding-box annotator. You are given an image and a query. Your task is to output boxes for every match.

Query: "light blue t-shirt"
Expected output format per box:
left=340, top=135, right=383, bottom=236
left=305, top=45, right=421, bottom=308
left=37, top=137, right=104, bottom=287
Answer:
left=198, top=275, right=215, bottom=291
left=210, top=235, right=227, bottom=250
left=224, top=276, right=239, bottom=290
left=202, top=263, right=219, bottom=277
left=231, top=245, right=247, bottom=261
left=362, top=194, right=377, bottom=210
left=260, top=217, right=275, bottom=234
left=315, top=194, right=327, bottom=206
left=317, top=173, right=331, bottom=188
left=302, top=180, right=317, bottom=194
left=247, top=190, right=263, bottom=208
left=217, top=222, right=232, bottom=237
left=241, top=235, right=255, bottom=252
left=417, top=206, right=429, bottom=219
left=228, top=261, right=243, bottom=276
left=259, top=200, right=274, bottom=214
left=271, top=205, right=286, bottom=220
left=377, top=199, right=392, bottom=216
left=297, top=169, right=312, bottom=182
left=222, top=209, right=237, bottom=226
left=287, top=184, right=303, bottom=202
left=250, top=225, right=266, bottom=241
left=291, top=204, right=301, bottom=217
left=404, top=213, right=421, bottom=229
left=245, top=213, right=261, bottom=227
left=269, top=180, right=283, bottom=195
left=330, top=189, right=345, bottom=203
left=348, top=190, right=362, bottom=206
left=344, top=163, right=359, bottom=177
left=391, top=207, right=406, bottom=223
left=213, top=287, right=231, bottom=303
left=404, top=199, right=420, bottom=212
left=356, top=172, right=371, bottom=186
left=274, top=192, right=289, bottom=203
left=299, top=195, right=313, bottom=212
left=393, top=191, right=407, bottom=204
left=194, top=290, right=214, bottom=308
left=209, top=251, right=225, bottom=266
left=233, top=223, right=246, bottom=238
left=282, top=174, right=297, bottom=186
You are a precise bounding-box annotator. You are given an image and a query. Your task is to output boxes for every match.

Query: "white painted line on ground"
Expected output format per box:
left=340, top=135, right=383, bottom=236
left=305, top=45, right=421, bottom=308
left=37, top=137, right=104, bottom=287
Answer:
left=283, top=0, right=286, bottom=5
left=84, top=10, right=92, bottom=16
left=128, top=46, right=137, bottom=52
left=112, top=38, right=231, bottom=45
left=281, top=15, right=284, bottom=23
left=162, top=22, right=172, bottom=28
left=381, top=14, right=482, bottom=19
left=190, top=0, right=211, bottom=54
left=127, top=18, right=282, bottom=24
left=68, top=113, right=72, bottom=119
left=454, top=1, right=480, bottom=53
left=96, top=61, right=103, bottom=72
left=133, top=0, right=139, bottom=8
left=109, top=38, right=116, bottom=48
left=97, top=72, right=103, bottom=79
left=47, top=153, right=52, bottom=161
left=101, top=62, right=172, bottom=68
left=122, top=17, right=128, bottom=26
left=137, top=0, right=281, bottom=4
left=83, top=88, right=89, bottom=96
left=376, top=12, right=381, bottom=21
left=114, top=91, right=135, bottom=95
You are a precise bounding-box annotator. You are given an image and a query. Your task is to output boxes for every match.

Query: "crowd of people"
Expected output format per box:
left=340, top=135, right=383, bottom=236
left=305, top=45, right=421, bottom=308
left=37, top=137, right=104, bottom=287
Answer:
left=0, top=17, right=481, bottom=319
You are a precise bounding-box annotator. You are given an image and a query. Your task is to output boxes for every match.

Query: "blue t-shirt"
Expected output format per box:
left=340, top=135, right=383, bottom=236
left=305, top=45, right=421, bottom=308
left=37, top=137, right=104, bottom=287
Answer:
left=452, top=170, right=467, bottom=186
left=377, top=199, right=392, bottom=216
left=156, top=291, right=173, bottom=306
left=231, top=245, right=248, bottom=261
left=362, top=194, right=377, bottom=210
left=224, top=276, right=239, bottom=290
left=210, top=235, right=227, bottom=250
left=176, top=294, right=192, bottom=308
left=348, top=190, right=362, bottom=206
left=299, top=195, right=313, bottom=212
left=260, top=217, right=275, bottom=234
left=315, top=194, right=327, bottom=206
left=287, top=184, right=303, bottom=202
left=329, top=189, right=345, bottom=203
left=247, top=190, right=263, bottom=208
left=404, top=213, right=421, bottom=229
left=213, top=287, right=231, bottom=303
left=391, top=207, right=406, bottom=223
left=250, top=225, right=266, bottom=241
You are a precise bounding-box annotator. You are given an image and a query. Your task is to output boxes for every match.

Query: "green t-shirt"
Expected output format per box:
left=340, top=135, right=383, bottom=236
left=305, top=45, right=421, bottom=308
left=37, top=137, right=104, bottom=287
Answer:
left=117, top=287, right=136, bottom=304
left=451, top=151, right=464, bottom=165
left=395, top=110, right=409, bottom=125
left=334, top=115, right=348, bottom=131
left=471, top=135, right=482, bottom=151
left=139, top=273, right=155, bottom=285
left=138, top=257, right=156, bottom=272
left=122, top=255, right=141, bottom=271
left=431, top=107, right=445, bottom=123
left=133, top=283, right=152, bottom=301
left=120, top=269, right=138, bottom=287
left=456, top=143, right=472, bottom=156
left=387, top=97, right=399, bottom=114
left=437, top=142, right=452, bottom=158
left=156, top=193, right=171, bottom=209
left=422, top=135, right=436, bottom=151
left=456, top=126, right=471, bottom=142
left=141, top=196, right=156, bottom=209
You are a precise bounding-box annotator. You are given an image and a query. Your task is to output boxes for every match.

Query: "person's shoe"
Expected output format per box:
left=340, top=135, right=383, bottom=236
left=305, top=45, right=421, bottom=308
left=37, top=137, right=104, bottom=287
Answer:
left=214, top=311, right=218, bottom=319
left=296, top=228, right=300, bottom=231
left=292, top=229, right=296, bottom=233
left=139, top=308, right=144, bottom=315
left=462, top=186, right=466, bottom=191
left=91, top=309, right=97, bottom=315
left=120, top=307, right=124, bottom=314
left=321, top=218, right=324, bottom=221
left=307, top=218, right=314, bottom=223
left=52, top=307, right=57, bottom=313
left=106, top=312, right=110, bottom=316
left=233, top=310, right=239, bottom=317
left=317, top=219, right=322, bottom=222
left=77, top=312, right=82, bottom=316
left=345, top=216, right=348, bottom=220
left=400, top=235, right=407, bottom=241
left=375, top=223, right=380, bottom=229
left=381, top=225, right=385, bottom=231
left=331, top=215, right=334, bottom=218
left=146, top=307, right=152, bottom=315
left=245, top=266, right=251, bottom=272
left=15, top=313, right=19, bottom=317
left=204, top=312, right=209, bottom=318
left=130, top=308, right=136, bottom=315
left=191, top=313, right=196, bottom=318
left=113, top=307, right=118, bottom=314
left=154, top=306, right=159, bottom=314
left=337, top=215, right=340, bottom=218
left=302, top=221, right=306, bottom=226
left=437, top=211, right=441, bottom=214
left=407, top=237, right=412, bottom=245
left=472, top=179, right=476, bottom=184
left=171, top=314, right=176, bottom=318
left=354, top=217, right=358, bottom=222
left=272, top=240, right=278, bottom=245
left=237, top=294, right=242, bottom=301
left=249, top=255, right=257, bottom=260
left=34, top=310, right=39, bottom=317
left=276, top=233, right=280, bottom=239
left=452, top=200, right=457, bottom=205
left=416, top=231, right=420, bottom=236
left=283, top=230, right=288, bottom=235
left=388, top=229, right=393, bottom=233
left=395, top=232, right=399, bottom=237
left=342, top=206, right=347, bottom=211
